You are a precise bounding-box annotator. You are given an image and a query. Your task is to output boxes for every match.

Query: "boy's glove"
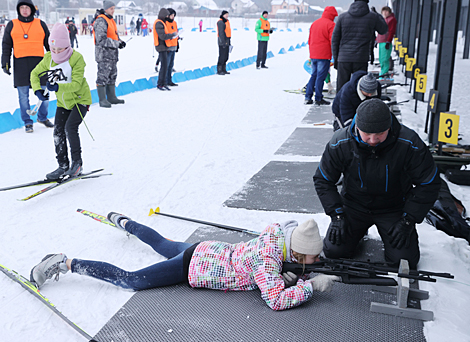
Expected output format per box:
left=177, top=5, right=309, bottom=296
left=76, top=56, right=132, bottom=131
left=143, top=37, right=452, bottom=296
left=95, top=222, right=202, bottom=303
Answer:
left=35, top=89, right=49, bottom=101
left=46, top=82, right=58, bottom=92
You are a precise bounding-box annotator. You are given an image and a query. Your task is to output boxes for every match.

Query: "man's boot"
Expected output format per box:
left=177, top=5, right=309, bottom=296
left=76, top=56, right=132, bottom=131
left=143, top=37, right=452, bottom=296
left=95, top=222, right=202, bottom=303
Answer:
left=106, top=84, right=125, bottom=104
left=217, top=65, right=224, bottom=75
left=97, top=85, right=111, bottom=108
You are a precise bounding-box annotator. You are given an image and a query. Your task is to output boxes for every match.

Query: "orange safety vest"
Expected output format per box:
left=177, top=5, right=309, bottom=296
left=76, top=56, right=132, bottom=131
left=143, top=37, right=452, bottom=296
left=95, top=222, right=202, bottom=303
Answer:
left=11, top=19, right=45, bottom=58
left=260, top=18, right=270, bottom=37
left=153, top=19, right=169, bottom=46
left=93, top=14, right=118, bottom=44
left=217, top=19, right=231, bottom=38
left=165, top=20, right=178, bottom=47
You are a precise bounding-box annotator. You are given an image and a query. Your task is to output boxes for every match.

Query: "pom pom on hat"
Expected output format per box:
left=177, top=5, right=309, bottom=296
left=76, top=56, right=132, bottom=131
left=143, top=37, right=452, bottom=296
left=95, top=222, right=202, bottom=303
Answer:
left=291, top=219, right=323, bottom=255
left=359, top=73, right=378, bottom=94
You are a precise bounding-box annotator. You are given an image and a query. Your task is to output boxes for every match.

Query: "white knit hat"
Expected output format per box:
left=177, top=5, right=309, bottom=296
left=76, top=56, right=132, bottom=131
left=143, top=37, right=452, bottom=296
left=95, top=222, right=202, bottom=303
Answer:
left=291, top=219, right=323, bottom=255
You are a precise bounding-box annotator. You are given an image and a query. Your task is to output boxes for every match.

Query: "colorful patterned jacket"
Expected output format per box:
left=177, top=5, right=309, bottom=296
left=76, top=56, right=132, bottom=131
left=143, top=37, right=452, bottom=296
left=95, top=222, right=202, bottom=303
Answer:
left=187, top=223, right=314, bottom=311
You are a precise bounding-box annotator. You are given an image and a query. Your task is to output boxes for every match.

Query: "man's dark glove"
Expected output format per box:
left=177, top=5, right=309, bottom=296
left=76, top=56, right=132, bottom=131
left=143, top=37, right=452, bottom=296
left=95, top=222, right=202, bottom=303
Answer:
left=328, top=214, right=349, bottom=245
left=263, top=29, right=269, bottom=33
left=3, top=64, right=11, bottom=75
left=385, top=42, right=390, bottom=50
left=333, top=59, right=338, bottom=70
left=281, top=271, right=298, bottom=288
left=119, top=40, right=126, bottom=49
left=34, top=89, right=49, bottom=101
left=388, top=216, right=415, bottom=250
left=46, top=82, right=58, bottom=92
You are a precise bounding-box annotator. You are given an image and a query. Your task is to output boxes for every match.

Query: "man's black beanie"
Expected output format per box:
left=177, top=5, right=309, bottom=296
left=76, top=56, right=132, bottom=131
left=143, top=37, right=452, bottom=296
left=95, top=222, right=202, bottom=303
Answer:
left=356, top=98, right=391, bottom=133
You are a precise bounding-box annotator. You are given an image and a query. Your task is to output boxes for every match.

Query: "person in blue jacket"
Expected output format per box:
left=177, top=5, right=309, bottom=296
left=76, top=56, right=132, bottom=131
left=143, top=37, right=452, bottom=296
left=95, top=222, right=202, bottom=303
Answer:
left=332, top=71, right=381, bottom=131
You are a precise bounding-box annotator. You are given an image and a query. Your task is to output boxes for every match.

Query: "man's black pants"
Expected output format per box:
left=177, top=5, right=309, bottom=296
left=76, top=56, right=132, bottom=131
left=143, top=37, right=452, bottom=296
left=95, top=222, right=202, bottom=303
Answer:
left=323, top=205, right=420, bottom=269
left=336, top=61, right=368, bottom=93
left=217, top=46, right=229, bottom=71
left=256, top=40, right=268, bottom=67
left=157, top=51, right=168, bottom=86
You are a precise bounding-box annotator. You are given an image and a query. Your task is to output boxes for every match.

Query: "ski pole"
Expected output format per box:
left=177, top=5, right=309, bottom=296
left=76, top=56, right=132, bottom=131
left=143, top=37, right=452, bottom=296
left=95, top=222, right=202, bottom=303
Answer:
left=148, top=207, right=260, bottom=236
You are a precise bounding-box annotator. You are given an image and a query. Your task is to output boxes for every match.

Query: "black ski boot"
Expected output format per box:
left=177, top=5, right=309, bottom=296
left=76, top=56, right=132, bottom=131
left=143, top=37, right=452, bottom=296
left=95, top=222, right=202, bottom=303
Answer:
left=106, top=84, right=125, bottom=104
left=63, top=160, right=82, bottom=178
left=46, top=165, right=69, bottom=180
left=97, top=85, right=111, bottom=108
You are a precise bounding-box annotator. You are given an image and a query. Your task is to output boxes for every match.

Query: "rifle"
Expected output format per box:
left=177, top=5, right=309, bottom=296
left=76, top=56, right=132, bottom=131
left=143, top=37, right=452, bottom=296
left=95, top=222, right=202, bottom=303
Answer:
left=282, top=257, right=454, bottom=286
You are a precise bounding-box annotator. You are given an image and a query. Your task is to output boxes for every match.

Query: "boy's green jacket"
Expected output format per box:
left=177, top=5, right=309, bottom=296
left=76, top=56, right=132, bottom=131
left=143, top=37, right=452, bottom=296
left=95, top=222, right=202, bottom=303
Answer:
left=31, top=50, right=92, bottom=110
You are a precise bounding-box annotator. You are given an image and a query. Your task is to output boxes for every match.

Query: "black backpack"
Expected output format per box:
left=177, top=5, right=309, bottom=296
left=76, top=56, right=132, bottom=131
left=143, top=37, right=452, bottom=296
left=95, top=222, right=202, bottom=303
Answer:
left=425, top=179, right=470, bottom=243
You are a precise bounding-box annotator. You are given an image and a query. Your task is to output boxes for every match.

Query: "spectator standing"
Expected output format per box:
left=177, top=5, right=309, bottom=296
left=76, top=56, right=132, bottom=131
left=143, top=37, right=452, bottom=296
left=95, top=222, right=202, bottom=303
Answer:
left=331, top=0, right=388, bottom=92
left=304, top=6, right=338, bottom=105
left=130, top=17, right=135, bottom=35
left=314, top=99, right=440, bottom=269
left=153, top=8, right=177, bottom=91
left=199, top=19, right=203, bottom=32
left=81, top=17, right=87, bottom=35
left=136, top=14, right=142, bottom=35
left=93, top=0, right=126, bottom=107
left=1, top=0, right=52, bottom=133
left=376, top=6, right=397, bottom=78
left=254, top=11, right=273, bottom=69
left=31, top=23, right=92, bottom=179
left=165, top=8, right=179, bottom=87
left=331, top=71, right=381, bottom=131
left=216, top=10, right=231, bottom=75
left=141, top=18, right=148, bottom=37
left=68, top=22, right=78, bottom=48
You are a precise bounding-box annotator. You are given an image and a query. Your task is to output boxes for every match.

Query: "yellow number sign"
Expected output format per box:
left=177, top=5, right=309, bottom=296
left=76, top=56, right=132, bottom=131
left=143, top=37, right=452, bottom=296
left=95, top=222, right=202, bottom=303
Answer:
left=415, top=74, right=427, bottom=93
left=395, top=41, right=402, bottom=51
left=399, top=46, right=407, bottom=58
left=414, top=67, right=421, bottom=79
left=406, top=58, right=416, bottom=72
left=438, top=112, right=460, bottom=145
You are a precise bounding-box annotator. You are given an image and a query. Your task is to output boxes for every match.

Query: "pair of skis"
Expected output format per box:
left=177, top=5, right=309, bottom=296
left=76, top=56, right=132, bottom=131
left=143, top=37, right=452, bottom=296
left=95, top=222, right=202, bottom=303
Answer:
left=0, top=169, right=110, bottom=201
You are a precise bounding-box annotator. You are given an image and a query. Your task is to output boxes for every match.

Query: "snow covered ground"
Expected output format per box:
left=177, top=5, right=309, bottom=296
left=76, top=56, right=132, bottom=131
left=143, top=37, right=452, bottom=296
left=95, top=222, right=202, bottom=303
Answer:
left=0, top=19, right=469, bottom=342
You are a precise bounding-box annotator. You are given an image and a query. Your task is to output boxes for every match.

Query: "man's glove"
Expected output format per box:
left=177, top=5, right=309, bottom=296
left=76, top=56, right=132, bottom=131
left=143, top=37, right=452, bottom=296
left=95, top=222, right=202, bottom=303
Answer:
left=328, top=213, right=349, bottom=245
left=34, top=89, right=49, bottom=101
left=281, top=271, right=298, bottom=288
left=263, top=29, right=269, bottom=33
left=3, top=64, right=11, bottom=75
left=308, top=274, right=340, bottom=292
left=385, top=42, right=390, bottom=50
left=333, top=59, right=338, bottom=69
left=388, top=215, right=415, bottom=250
left=119, top=40, right=126, bottom=49
left=46, top=82, right=58, bottom=92
left=269, top=29, right=274, bottom=33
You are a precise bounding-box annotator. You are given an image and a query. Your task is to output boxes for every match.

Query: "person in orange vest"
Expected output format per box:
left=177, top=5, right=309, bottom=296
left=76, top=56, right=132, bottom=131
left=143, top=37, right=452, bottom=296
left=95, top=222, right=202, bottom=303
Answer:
left=254, top=11, right=273, bottom=69
left=165, top=8, right=179, bottom=86
left=93, top=1, right=126, bottom=107
left=153, top=8, right=178, bottom=91
left=216, top=10, right=231, bottom=75
left=1, top=0, right=52, bottom=133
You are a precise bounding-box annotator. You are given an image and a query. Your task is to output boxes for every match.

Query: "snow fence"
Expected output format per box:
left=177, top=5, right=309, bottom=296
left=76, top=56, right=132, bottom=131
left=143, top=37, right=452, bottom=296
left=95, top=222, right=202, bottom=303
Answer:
left=0, top=40, right=307, bottom=134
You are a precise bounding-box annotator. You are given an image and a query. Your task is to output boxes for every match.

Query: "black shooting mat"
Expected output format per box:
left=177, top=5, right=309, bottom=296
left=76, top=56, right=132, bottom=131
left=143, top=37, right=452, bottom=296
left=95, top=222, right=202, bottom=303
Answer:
left=223, top=161, right=325, bottom=213
left=274, top=127, right=333, bottom=156
left=93, top=227, right=425, bottom=342
left=301, top=103, right=335, bottom=125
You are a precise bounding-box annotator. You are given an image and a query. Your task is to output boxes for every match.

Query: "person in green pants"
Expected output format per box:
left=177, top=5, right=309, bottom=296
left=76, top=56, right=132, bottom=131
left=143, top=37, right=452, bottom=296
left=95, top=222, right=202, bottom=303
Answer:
left=376, top=6, right=397, bottom=78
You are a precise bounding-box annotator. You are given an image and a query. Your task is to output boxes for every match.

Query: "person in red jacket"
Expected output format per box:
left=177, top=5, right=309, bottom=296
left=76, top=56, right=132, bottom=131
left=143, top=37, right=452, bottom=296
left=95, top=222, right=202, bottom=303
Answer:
left=305, top=6, right=338, bottom=105
left=376, top=6, right=396, bottom=77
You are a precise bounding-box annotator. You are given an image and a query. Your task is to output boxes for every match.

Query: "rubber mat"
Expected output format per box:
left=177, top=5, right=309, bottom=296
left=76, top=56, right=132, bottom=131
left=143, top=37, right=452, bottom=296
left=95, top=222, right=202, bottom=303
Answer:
left=274, top=127, right=333, bottom=156
left=223, top=161, right=324, bottom=213
left=93, top=227, right=425, bottom=342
